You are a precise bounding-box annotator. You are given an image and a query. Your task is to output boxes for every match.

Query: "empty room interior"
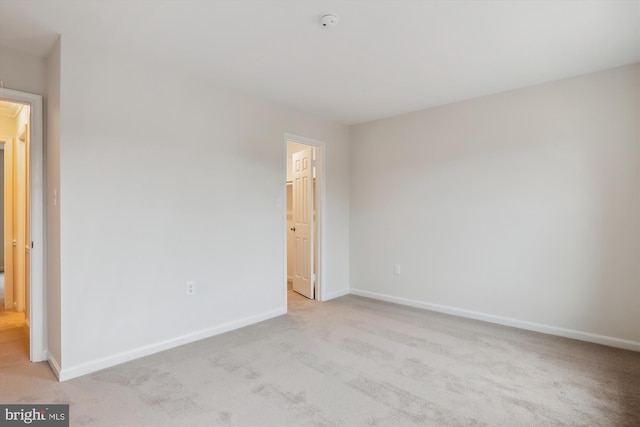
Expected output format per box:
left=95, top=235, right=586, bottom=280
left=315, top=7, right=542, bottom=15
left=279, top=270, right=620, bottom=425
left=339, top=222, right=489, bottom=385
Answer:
left=0, top=1, right=639, bottom=426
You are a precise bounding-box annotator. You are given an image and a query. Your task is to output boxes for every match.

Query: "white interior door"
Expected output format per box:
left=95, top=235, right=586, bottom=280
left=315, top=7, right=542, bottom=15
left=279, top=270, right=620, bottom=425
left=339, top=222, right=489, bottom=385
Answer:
left=292, top=147, right=314, bottom=299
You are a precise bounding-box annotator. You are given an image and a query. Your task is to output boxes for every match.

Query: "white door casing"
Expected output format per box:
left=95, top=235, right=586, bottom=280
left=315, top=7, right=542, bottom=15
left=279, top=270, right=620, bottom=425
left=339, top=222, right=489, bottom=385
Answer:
left=292, top=147, right=314, bottom=299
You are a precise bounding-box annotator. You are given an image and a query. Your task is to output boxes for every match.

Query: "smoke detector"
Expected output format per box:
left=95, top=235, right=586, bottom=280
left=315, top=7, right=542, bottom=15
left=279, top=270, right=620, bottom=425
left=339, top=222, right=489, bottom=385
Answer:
left=320, top=14, right=339, bottom=27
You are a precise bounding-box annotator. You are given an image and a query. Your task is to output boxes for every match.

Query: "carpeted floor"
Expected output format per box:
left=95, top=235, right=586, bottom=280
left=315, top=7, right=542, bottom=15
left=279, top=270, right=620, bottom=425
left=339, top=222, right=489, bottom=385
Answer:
left=1, top=291, right=639, bottom=426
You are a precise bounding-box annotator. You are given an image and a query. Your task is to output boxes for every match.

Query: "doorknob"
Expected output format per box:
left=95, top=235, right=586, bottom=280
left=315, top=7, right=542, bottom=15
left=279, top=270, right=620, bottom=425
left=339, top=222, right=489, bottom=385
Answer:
left=290, top=227, right=296, bottom=232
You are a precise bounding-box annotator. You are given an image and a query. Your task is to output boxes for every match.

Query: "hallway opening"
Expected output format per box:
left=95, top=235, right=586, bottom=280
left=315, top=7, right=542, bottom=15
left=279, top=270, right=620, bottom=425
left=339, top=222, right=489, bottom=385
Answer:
left=284, top=133, right=326, bottom=307
left=0, top=97, right=33, bottom=361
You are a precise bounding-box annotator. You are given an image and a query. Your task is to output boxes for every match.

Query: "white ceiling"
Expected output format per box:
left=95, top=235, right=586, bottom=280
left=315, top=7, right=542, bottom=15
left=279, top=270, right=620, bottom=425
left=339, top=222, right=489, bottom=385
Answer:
left=1, top=0, right=638, bottom=124
left=0, top=99, right=24, bottom=119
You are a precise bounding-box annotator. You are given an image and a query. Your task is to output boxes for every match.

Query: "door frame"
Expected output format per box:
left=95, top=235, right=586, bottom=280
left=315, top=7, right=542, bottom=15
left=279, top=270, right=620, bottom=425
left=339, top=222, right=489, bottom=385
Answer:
left=0, top=88, right=45, bottom=362
left=283, top=133, right=326, bottom=304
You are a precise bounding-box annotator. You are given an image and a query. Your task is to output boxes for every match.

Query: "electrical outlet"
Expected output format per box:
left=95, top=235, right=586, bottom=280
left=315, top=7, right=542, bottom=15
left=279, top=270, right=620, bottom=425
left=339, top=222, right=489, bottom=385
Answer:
left=393, top=264, right=401, bottom=276
left=186, top=281, right=196, bottom=295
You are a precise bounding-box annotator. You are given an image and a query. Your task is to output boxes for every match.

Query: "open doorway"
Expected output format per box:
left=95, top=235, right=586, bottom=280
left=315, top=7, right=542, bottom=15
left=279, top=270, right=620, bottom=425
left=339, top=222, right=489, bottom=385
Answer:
left=0, top=99, right=31, bottom=359
left=0, top=88, right=44, bottom=363
left=284, top=134, right=325, bottom=305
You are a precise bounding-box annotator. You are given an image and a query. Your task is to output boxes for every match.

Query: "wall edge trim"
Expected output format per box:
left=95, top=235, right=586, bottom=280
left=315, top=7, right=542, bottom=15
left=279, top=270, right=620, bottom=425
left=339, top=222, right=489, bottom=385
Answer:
left=349, top=288, right=640, bottom=352
left=47, top=353, right=62, bottom=381
left=57, top=307, right=286, bottom=381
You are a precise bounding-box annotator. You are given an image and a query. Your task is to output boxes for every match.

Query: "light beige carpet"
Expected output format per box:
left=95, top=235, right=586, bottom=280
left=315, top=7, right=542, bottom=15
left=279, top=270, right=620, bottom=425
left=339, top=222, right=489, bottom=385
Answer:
left=1, top=291, right=639, bottom=426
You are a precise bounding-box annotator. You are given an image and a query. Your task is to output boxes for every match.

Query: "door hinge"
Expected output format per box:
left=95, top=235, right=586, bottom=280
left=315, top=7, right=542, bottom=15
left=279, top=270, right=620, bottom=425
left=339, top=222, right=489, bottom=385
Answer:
left=31, top=241, right=34, bottom=249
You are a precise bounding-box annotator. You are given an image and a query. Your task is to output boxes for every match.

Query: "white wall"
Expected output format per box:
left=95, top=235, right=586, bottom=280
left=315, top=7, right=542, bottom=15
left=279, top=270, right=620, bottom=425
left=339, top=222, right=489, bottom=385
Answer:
left=350, top=64, right=640, bottom=347
left=56, top=40, right=349, bottom=377
left=0, top=46, right=46, bottom=96
left=45, top=37, right=62, bottom=368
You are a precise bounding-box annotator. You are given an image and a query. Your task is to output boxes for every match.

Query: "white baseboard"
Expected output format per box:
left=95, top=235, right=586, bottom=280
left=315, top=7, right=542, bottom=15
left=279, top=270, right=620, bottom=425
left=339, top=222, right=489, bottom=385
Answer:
left=350, top=288, right=640, bottom=353
left=48, top=353, right=62, bottom=380
left=322, top=288, right=350, bottom=301
left=57, top=307, right=286, bottom=382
